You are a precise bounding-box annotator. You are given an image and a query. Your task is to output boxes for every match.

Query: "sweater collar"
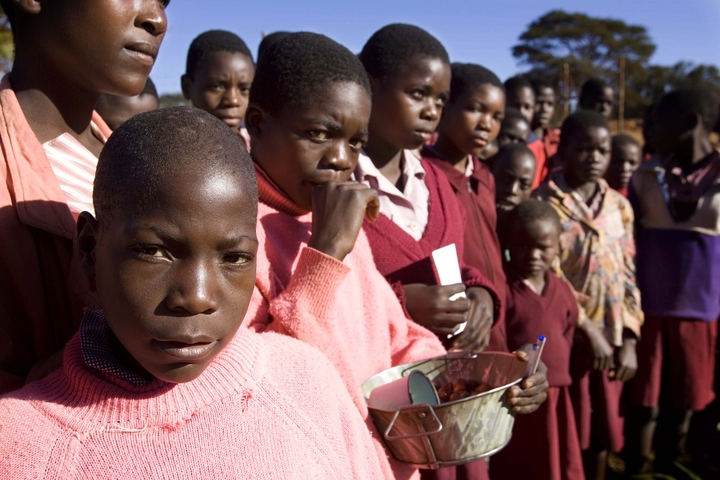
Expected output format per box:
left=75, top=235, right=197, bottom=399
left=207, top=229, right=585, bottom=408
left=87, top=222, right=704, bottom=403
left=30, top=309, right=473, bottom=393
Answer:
left=29, top=316, right=264, bottom=430
left=421, top=145, right=486, bottom=190
left=254, top=162, right=310, bottom=217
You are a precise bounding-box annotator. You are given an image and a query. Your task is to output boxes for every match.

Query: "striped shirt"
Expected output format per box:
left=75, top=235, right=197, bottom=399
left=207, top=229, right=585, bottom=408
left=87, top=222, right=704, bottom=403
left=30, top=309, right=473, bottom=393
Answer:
left=43, top=122, right=106, bottom=216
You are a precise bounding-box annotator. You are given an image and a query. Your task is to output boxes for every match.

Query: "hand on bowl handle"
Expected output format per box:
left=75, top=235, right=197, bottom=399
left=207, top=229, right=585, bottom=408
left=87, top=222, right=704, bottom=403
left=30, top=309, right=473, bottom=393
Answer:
left=506, top=347, right=549, bottom=414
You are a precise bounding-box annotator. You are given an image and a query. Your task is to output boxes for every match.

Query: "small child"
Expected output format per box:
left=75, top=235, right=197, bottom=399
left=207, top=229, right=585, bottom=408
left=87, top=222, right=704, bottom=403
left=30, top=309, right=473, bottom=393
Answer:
left=496, top=107, right=531, bottom=148
left=0, top=108, right=384, bottom=479
left=96, top=77, right=159, bottom=130
left=579, top=78, right=615, bottom=120
left=0, top=0, right=164, bottom=392
left=533, top=111, right=643, bottom=480
left=626, top=87, right=720, bottom=476
left=242, top=32, right=447, bottom=480
left=181, top=30, right=255, bottom=145
left=604, top=134, right=641, bottom=196
left=531, top=79, right=561, bottom=187
left=504, top=75, right=536, bottom=125
left=491, top=200, right=585, bottom=480
left=492, top=143, right=537, bottom=215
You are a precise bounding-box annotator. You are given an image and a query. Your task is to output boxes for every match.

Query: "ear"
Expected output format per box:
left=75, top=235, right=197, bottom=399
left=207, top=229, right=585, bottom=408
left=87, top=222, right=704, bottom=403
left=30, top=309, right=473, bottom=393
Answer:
left=180, top=74, right=192, bottom=100
left=244, top=103, right=267, bottom=140
left=77, top=212, right=100, bottom=292
left=14, top=0, right=41, bottom=15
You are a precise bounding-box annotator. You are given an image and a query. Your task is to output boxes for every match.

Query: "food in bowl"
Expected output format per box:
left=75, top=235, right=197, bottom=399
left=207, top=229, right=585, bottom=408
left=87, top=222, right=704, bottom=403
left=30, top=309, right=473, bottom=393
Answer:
left=433, top=378, right=490, bottom=403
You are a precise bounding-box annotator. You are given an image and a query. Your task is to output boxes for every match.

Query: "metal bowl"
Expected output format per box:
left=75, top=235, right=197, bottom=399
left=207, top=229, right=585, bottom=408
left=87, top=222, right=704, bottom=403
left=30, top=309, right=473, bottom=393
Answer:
left=361, top=352, right=526, bottom=469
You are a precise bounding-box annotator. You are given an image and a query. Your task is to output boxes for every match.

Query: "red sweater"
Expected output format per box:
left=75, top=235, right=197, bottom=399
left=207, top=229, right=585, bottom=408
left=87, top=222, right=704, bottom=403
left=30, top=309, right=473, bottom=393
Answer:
left=362, top=159, right=501, bottom=323
left=421, top=148, right=508, bottom=351
left=505, top=272, right=578, bottom=387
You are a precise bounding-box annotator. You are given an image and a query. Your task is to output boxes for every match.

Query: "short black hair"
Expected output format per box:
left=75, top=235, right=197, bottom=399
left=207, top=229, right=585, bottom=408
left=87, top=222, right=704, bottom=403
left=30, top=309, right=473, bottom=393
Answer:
left=94, top=106, right=257, bottom=224
left=448, top=63, right=503, bottom=104
left=656, top=86, right=720, bottom=133
left=493, top=143, right=536, bottom=169
left=506, top=199, right=561, bottom=239
left=185, top=30, right=254, bottom=77
left=579, top=78, right=611, bottom=108
left=611, top=133, right=640, bottom=151
left=531, top=78, right=557, bottom=96
left=141, top=77, right=158, bottom=99
left=257, top=31, right=291, bottom=61
left=250, top=32, right=370, bottom=116
left=504, top=76, right=534, bottom=95
left=558, top=111, right=609, bottom=151
left=358, top=24, right=449, bottom=81
left=503, top=107, right=529, bottom=125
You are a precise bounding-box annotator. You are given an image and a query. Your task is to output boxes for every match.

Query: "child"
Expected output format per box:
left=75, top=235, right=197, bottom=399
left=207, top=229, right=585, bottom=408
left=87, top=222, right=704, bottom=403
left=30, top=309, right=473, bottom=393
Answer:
left=579, top=78, right=614, bottom=120
left=491, top=200, right=585, bottom=480
left=492, top=143, right=537, bottom=215
left=504, top=75, right=535, bottom=125
left=356, top=24, right=499, bottom=353
left=181, top=30, right=254, bottom=145
left=0, top=107, right=384, bottom=479
left=496, top=107, right=531, bottom=148
left=532, top=111, right=643, bottom=480
left=604, top=134, right=641, bottom=196
left=531, top=79, right=561, bottom=187
left=626, top=87, right=720, bottom=476
left=96, top=77, right=159, bottom=130
left=0, top=0, right=165, bottom=392
left=242, top=32, right=448, bottom=480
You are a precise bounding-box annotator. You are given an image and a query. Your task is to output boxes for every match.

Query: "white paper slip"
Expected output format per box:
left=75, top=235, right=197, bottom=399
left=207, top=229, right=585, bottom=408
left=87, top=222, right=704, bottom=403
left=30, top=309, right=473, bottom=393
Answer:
left=431, top=244, right=467, bottom=338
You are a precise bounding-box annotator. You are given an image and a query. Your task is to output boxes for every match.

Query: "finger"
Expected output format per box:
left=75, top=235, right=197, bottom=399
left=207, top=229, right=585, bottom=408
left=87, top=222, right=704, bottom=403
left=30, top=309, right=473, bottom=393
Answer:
left=437, top=283, right=467, bottom=296
left=433, top=298, right=472, bottom=312
left=431, top=327, right=462, bottom=337
left=365, top=192, right=380, bottom=222
left=514, top=350, right=530, bottom=362
left=512, top=402, right=544, bottom=414
left=433, top=313, right=470, bottom=325
left=508, top=388, right=547, bottom=406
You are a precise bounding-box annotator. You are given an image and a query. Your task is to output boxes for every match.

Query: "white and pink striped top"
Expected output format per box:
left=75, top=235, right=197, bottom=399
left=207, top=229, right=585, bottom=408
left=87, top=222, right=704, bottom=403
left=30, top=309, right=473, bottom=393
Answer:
left=43, top=122, right=106, bottom=216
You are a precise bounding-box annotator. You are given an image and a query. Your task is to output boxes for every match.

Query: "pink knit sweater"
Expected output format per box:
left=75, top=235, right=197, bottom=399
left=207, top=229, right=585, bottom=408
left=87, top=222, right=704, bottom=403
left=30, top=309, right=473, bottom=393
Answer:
left=0, top=327, right=384, bottom=479
left=245, top=165, right=447, bottom=480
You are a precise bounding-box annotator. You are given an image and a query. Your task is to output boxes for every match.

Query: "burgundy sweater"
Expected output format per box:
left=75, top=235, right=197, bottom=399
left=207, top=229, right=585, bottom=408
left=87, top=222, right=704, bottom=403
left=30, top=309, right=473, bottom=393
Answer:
left=363, top=158, right=502, bottom=328
left=421, top=148, right=508, bottom=350
left=505, top=272, right=578, bottom=387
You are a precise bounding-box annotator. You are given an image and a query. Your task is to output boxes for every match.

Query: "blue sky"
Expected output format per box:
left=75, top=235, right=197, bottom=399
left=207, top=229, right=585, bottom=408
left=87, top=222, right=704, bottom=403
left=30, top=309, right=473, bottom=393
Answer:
left=151, top=0, right=720, bottom=94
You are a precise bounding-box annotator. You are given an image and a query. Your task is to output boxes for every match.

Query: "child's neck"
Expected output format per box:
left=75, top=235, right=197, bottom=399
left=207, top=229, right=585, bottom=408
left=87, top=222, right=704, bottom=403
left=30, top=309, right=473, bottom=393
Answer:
left=522, top=269, right=547, bottom=295
left=533, top=126, right=545, bottom=140
left=431, top=134, right=470, bottom=173
left=564, top=173, right=599, bottom=204
left=675, top=135, right=714, bottom=172
left=364, top=137, right=405, bottom=188
left=10, top=51, right=103, bottom=156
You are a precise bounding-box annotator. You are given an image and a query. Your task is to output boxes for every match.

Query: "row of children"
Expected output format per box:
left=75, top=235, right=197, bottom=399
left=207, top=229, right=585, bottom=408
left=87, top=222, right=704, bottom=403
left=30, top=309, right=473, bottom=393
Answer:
left=0, top=2, right=717, bottom=480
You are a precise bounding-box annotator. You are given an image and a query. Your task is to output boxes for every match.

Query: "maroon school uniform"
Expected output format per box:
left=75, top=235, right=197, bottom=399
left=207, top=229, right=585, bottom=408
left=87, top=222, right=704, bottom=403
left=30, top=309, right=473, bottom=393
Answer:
left=422, top=147, right=508, bottom=351
left=490, top=272, right=584, bottom=480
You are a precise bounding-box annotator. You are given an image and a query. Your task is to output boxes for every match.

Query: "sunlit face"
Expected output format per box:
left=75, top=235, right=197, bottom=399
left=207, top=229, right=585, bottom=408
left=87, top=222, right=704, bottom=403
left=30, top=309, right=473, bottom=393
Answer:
left=182, top=51, right=255, bottom=130
left=508, top=86, right=535, bottom=124
left=493, top=151, right=536, bottom=211
left=497, top=117, right=530, bottom=148
left=562, top=126, right=611, bottom=185
left=533, top=87, right=556, bottom=129
left=83, top=169, right=258, bottom=383
left=248, top=81, right=371, bottom=211
left=508, top=219, right=559, bottom=282
left=437, top=83, right=505, bottom=157
left=605, top=141, right=641, bottom=190
left=368, top=56, right=451, bottom=150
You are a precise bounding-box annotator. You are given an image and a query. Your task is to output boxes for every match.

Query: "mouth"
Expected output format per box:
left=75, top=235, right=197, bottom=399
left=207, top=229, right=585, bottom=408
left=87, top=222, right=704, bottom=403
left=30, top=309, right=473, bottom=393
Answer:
left=472, top=135, right=489, bottom=147
left=217, top=116, right=242, bottom=128
left=153, top=339, right=218, bottom=361
left=124, top=42, right=159, bottom=67
left=412, top=129, right=433, bottom=142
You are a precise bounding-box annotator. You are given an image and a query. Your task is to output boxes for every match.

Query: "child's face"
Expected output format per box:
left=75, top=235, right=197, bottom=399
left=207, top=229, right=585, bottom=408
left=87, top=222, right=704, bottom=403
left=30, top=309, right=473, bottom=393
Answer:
left=508, top=86, right=535, bottom=124
left=563, top=126, right=611, bottom=186
left=508, top=219, right=559, bottom=281
left=591, top=87, right=615, bottom=119
left=82, top=170, right=258, bottom=383
left=606, top=142, right=641, bottom=190
left=38, top=0, right=168, bottom=96
left=438, top=84, right=505, bottom=158
left=493, top=152, right=536, bottom=212
left=96, top=93, right=159, bottom=131
left=368, top=56, right=451, bottom=150
left=652, top=108, right=698, bottom=158
left=248, top=82, right=371, bottom=211
left=534, top=87, right=556, bottom=129
left=182, top=52, right=255, bottom=130
left=496, top=118, right=530, bottom=148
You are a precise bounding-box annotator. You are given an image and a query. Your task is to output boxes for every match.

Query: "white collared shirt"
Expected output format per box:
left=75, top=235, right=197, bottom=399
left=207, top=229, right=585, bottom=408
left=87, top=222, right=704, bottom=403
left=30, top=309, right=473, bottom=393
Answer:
left=354, top=149, right=429, bottom=240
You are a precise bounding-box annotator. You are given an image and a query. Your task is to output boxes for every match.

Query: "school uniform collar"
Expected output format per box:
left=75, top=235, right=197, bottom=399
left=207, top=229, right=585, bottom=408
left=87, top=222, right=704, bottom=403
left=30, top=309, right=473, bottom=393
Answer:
left=354, top=149, right=426, bottom=198
left=0, top=74, right=112, bottom=238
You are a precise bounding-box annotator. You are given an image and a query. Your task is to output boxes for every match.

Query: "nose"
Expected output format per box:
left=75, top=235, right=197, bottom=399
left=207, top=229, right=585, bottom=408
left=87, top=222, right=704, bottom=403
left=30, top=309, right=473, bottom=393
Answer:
left=477, top=112, right=492, bottom=132
left=136, top=0, right=168, bottom=37
left=420, top=97, right=440, bottom=122
left=530, top=248, right=542, bottom=260
left=510, top=180, right=522, bottom=196
left=165, top=259, right=219, bottom=315
left=320, top=140, right=353, bottom=172
left=223, top=86, right=241, bottom=107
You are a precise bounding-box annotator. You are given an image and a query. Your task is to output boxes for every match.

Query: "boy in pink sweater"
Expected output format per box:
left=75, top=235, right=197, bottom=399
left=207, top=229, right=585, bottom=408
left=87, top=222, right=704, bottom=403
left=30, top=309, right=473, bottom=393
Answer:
left=243, top=32, right=448, bottom=480
left=0, top=108, right=384, bottom=479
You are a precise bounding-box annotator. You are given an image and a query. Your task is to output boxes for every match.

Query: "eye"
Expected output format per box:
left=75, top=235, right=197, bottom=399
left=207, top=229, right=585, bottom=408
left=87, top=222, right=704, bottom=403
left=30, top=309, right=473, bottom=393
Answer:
left=209, top=83, right=224, bottom=92
left=349, top=137, right=366, bottom=151
left=134, top=244, right=169, bottom=259
left=308, top=130, right=328, bottom=140
left=409, top=90, right=424, bottom=101
left=224, top=252, right=253, bottom=265
left=240, top=87, right=250, bottom=96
